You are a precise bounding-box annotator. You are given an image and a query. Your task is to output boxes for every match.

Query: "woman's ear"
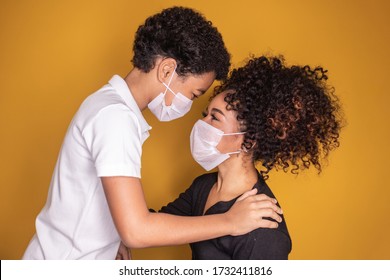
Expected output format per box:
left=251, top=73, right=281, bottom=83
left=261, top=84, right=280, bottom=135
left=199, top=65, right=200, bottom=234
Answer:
left=243, top=141, right=256, bottom=153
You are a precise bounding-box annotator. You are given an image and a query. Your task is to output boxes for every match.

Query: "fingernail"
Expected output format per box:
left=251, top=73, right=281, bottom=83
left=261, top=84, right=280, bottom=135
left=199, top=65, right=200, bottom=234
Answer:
left=274, top=199, right=277, bottom=203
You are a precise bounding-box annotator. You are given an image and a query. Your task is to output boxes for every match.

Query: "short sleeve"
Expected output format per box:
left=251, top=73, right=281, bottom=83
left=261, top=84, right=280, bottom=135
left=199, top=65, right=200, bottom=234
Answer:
left=85, top=104, right=142, bottom=178
left=159, top=173, right=216, bottom=216
left=232, top=228, right=292, bottom=260
left=159, top=185, right=194, bottom=216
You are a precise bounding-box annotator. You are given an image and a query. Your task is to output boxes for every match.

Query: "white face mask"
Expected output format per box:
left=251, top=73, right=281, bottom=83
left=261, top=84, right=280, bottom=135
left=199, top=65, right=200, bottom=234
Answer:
left=190, top=119, right=246, bottom=171
left=148, top=67, right=193, bottom=122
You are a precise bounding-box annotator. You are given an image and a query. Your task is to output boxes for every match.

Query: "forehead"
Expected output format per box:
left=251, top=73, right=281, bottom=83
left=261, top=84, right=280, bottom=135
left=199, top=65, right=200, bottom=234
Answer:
left=209, top=90, right=235, bottom=108
left=209, top=92, right=238, bottom=118
left=209, top=92, right=227, bottom=107
left=181, top=71, right=215, bottom=87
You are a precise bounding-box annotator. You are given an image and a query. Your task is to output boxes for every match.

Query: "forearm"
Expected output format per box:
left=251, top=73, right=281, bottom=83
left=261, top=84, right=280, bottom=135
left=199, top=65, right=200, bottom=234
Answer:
left=102, top=176, right=231, bottom=248
left=102, top=176, right=281, bottom=249
left=122, top=212, right=230, bottom=248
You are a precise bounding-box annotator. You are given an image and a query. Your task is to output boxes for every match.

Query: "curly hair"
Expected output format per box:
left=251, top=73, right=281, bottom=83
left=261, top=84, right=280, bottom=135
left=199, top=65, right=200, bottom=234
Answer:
left=212, top=56, right=343, bottom=179
left=132, top=6, right=230, bottom=80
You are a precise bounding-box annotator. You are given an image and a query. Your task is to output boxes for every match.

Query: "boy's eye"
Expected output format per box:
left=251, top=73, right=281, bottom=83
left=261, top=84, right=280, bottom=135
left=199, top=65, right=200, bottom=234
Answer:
left=211, top=114, right=218, bottom=121
left=201, top=111, right=208, bottom=117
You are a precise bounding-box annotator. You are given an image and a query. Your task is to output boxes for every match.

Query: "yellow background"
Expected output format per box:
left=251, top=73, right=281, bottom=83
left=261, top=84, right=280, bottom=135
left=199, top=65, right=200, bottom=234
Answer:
left=1, top=0, right=389, bottom=260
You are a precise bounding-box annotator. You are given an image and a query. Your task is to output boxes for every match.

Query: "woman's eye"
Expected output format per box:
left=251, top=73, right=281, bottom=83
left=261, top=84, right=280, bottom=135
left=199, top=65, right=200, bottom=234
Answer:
left=201, top=111, right=207, bottom=117
left=211, top=114, right=218, bottom=121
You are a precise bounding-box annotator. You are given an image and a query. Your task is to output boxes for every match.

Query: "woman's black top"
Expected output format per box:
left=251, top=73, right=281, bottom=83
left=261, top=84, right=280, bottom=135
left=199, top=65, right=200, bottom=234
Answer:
left=159, top=172, right=292, bottom=260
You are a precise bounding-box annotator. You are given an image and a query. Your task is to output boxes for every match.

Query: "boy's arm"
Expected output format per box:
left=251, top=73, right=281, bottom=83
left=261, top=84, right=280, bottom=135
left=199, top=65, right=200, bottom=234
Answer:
left=102, top=176, right=282, bottom=249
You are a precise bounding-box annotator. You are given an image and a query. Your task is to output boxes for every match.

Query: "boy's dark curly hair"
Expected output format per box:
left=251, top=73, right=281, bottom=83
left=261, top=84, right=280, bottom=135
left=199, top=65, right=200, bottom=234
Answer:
left=213, top=56, right=343, bottom=179
left=132, top=6, right=230, bottom=80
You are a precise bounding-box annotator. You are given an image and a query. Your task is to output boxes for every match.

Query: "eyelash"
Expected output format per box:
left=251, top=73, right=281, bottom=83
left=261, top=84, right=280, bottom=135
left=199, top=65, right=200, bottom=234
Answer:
left=202, top=111, right=218, bottom=121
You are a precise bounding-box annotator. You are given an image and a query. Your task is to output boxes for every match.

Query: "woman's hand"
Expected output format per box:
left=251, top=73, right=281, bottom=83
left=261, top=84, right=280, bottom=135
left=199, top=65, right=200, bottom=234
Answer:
left=226, top=188, right=283, bottom=236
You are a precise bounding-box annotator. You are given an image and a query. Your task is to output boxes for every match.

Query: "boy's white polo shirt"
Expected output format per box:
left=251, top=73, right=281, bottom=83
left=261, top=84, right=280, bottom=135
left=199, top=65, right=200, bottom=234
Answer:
left=23, top=75, right=151, bottom=259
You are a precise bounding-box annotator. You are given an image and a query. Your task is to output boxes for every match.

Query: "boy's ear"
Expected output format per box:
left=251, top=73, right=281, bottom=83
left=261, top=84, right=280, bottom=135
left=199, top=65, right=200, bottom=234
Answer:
left=156, top=58, right=177, bottom=83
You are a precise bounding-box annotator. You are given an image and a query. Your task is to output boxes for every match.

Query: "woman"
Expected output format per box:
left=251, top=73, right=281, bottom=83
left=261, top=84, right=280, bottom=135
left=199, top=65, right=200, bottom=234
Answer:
left=159, top=55, right=342, bottom=259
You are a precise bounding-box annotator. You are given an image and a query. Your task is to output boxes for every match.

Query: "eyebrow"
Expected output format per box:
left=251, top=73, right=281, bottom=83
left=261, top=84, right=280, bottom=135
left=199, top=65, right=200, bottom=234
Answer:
left=211, top=107, right=225, bottom=116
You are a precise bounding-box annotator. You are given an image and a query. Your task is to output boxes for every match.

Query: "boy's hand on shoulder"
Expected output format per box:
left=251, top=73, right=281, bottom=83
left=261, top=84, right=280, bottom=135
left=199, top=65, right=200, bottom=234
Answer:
left=226, top=188, right=283, bottom=236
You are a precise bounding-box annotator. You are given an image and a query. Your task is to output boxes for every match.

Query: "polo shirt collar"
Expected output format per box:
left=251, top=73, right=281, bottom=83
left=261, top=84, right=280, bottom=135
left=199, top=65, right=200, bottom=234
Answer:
left=108, top=75, right=152, bottom=135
